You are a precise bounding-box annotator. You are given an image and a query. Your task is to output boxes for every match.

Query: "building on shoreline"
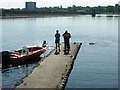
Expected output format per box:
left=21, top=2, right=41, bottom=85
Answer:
left=25, top=2, right=36, bottom=11
left=1, top=3, right=120, bottom=16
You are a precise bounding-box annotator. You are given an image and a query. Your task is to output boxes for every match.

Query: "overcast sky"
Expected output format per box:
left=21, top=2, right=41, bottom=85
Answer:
left=0, top=0, right=119, bottom=9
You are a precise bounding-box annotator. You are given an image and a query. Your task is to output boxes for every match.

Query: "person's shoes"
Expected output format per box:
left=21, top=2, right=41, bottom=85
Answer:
left=64, top=52, right=68, bottom=55
left=59, top=49, right=61, bottom=52
left=55, top=51, right=60, bottom=55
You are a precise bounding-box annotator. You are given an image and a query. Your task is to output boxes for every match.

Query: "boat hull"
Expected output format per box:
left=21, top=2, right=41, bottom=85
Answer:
left=10, top=46, right=46, bottom=65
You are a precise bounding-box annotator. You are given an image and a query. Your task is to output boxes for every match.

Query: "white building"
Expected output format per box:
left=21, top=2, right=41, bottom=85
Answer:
left=25, top=2, right=36, bottom=11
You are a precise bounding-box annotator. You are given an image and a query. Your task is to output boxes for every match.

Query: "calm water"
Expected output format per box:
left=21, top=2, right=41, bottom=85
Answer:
left=1, top=15, right=118, bottom=88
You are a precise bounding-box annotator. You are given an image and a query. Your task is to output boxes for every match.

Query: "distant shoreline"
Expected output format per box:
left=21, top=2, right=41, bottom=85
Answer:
left=0, top=13, right=86, bottom=19
left=0, top=13, right=120, bottom=19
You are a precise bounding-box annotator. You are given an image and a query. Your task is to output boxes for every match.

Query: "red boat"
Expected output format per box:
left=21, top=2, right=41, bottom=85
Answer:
left=10, top=46, right=46, bottom=65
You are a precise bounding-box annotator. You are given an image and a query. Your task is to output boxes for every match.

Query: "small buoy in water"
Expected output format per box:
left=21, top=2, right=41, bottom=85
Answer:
left=89, top=42, right=95, bottom=45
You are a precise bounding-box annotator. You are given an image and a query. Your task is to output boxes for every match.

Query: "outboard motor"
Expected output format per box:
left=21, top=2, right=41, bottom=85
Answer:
left=2, top=51, right=11, bottom=69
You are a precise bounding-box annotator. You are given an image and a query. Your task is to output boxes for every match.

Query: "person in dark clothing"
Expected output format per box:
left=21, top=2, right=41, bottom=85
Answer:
left=55, top=30, right=60, bottom=53
left=62, top=30, right=71, bottom=54
left=42, top=40, right=47, bottom=47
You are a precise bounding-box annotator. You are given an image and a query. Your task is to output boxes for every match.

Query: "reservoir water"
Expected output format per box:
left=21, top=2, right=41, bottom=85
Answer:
left=1, top=15, right=118, bottom=88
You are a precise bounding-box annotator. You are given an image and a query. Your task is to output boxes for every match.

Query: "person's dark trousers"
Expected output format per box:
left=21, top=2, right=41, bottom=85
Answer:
left=64, top=42, right=67, bottom=53
left=67, top=41, right=70, bottom=53
left=64, top=41, right=69, bottom=54
left=55, top=42, right=60, bottom=52
left=64, top=41, right=70, bottom=54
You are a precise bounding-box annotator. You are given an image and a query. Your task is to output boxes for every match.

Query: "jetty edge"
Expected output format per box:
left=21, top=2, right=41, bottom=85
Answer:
left=14, top=42, right=82, bottom=89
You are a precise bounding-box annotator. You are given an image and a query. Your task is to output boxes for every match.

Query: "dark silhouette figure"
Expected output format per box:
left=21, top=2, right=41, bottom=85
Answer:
left=62, top=30, right=71, bottom=54
left=55, top=30, right=60, bottom=53
left=42, top=40, right=47, bottom=47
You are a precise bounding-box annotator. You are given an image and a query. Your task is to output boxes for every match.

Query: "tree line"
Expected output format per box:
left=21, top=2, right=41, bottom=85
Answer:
left=1, top=4, right=120, bottom=16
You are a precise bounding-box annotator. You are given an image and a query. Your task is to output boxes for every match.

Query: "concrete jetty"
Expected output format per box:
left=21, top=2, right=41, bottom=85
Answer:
left=15, top=42, right=82, bottom=89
